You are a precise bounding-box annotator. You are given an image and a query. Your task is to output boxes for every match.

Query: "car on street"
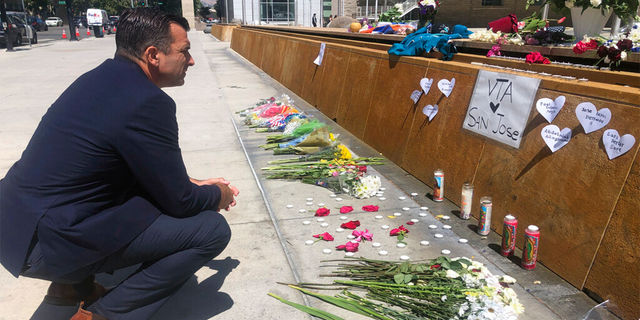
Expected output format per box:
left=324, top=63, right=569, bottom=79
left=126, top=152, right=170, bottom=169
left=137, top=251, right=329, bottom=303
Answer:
left=74, top=16, right=87, bottom=28
left=45, top=17, right=63, bottom=27
left=0, top=13, right=37, bottom=46
left=27, top=17, right=48, bottom=31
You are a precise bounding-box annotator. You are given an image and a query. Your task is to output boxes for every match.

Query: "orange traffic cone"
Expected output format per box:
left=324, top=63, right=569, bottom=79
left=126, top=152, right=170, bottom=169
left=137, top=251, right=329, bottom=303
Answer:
left=62, top=29, right=67, bottom=39
left=75, top=27, right=80, bottom=37
left=112, top=26, right=116, bottom=32
left=86, top=27, right=90, bottom=36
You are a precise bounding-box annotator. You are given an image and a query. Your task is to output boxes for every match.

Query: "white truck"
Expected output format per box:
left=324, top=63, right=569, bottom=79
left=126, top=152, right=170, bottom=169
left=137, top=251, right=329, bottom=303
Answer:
left=87, top=9, right=109, bottom=37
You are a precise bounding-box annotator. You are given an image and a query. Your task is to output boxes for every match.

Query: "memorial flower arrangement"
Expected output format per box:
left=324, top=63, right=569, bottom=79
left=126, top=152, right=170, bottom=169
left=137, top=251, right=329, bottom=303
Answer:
left=572, top=34, right=638, bottom=66
left=269, top=256, right=524, bottom=320
left=526, top=0, right=639, bottom=22
left=390, top=224, right=409, bottom=244
left=525, top=51, right=551, bottom=64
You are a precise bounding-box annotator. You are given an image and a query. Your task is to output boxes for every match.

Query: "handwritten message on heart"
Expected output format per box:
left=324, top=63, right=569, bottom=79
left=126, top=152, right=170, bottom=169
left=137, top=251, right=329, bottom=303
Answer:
left=422, top=105, right=439, bottom=121
left=575, top=102, right=611, bottom=134
left=603, top=129, right=635, bottom=160
left=420, top=78, right=434, bottom=95
left=410, top=90, right=422, bottom=104
left=438, top=78, right=456, bottom=97
left=541, top=125, right=572, bottom=153
left=536, top=96, right=565, bottom=123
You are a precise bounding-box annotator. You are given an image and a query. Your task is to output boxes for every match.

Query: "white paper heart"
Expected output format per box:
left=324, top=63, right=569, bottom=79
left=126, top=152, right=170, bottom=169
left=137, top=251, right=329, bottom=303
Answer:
left=536, top=96, right=565, bottom=123
left=420, top=78, right=434, bottom=95
left=541, top=125, right=572, bottom=153
left=603, top=129, right=636, bottom=160
left=438, top=78, right=455, bottom=97
left=422, top=104, right=439, bottom=121
left=410, top=90, right=422, bottom=104
left=575, top=102, right=611, bottom=134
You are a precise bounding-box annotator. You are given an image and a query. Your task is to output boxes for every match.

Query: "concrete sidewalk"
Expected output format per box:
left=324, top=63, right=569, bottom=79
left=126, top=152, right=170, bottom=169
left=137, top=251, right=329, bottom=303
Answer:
left=0, top=31, right=610, bottom=320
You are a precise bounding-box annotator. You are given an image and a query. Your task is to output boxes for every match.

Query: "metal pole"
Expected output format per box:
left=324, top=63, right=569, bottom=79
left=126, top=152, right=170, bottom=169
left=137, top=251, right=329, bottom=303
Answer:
left=19, top=0, right=31, bottom=46
left=610, top=15, right=621, bottom=36
left=131, top=0, right=134, bottom=8
left=242, top=0, right=246, bottom=23
left=251, top=0, right=254, bottom=23
left=225, top=0, right=228, bottom=23
left=365, top=0, right=368, bottom=17
left=374, top=0, right=377, bottom=19
left=541, top=4, right=549, bottom=20
left=1, top=0, right=15, bottom=52
left=340, top=0, right=343, bottom=16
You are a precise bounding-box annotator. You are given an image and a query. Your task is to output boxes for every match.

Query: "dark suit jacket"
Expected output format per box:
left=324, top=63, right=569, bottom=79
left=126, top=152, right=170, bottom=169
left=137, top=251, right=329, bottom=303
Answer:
left=0, top=56, right=222, bottom=278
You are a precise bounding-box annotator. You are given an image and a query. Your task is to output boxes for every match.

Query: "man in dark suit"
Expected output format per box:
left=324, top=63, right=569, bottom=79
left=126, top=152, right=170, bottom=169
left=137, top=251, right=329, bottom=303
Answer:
left=0, top=8, right=238, bottom=320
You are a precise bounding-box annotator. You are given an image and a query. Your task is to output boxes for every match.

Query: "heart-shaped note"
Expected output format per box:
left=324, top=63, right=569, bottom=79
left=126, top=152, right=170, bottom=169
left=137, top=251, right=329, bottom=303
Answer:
left=438, top=78, right=455, bottom=97
left=410, top=90, right=422, bottom=104
left=422, top=104, right=439, bottom=121
left=536, top=96, right=566, bottom=123
left=420, top=78, right=434, bottom=95
left=603, top=129, right=636, bottom=160
left=575, top=102, right=611, bottom=134
left=541, top=125, right=572, bottom=153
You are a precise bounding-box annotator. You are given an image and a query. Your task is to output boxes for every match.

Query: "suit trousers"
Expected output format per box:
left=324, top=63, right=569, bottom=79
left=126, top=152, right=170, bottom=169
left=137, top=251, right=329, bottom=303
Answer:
left=22, top=209, right=232, bottom=320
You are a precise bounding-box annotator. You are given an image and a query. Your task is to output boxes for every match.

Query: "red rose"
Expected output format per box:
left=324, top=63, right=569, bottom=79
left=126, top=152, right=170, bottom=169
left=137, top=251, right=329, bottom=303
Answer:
left=617, top=39, right=633, bottom=51
left=313, top=232, right=334, bottom=241
left=572, top=41, right=588, bottom=54
left=597, top=45, right=608, bottom=58
left=362, top=205, right=379, bottom=212
left=585, top=40, right=598, bottom=50
left=430, top=264, right=441, bottom=269
left=358, top=166, right=367, bottom=173
left=340, top=220, right=361, bottom=229
left=315, top=208, right=330, bottom=217
left=406, top=221, right=415, bottom=225
left=339, top=206, right=354, bottom=214
left=390, top=225, right=409, bottom=236
left=336, top=241, right=359, bottom=252
left=608, top=46, right=622, bottom=62
left=525, top=52, right=550, bottom=64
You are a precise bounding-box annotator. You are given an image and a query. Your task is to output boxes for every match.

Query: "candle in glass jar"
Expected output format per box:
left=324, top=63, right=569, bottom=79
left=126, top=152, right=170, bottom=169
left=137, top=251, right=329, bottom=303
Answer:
left=477, top=197, right=492, bottom=236
left=461, top=183, right=474, bottom=219
left=433, top=169, right=444, bottom=202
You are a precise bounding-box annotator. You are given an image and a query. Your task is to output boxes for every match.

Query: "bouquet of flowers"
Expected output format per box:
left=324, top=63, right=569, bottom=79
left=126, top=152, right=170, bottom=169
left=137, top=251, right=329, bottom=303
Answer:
left=262, top=158, right=383, bottom=198
left=270, top=256, right=524, bottom=320
left=526, top=0, right=639, bottom=22
left=572, top=34, right=638, bottom=67
left=262, top=120, right=326, bottom=145
left=268, top=127, right=338, bottom=155
left=267, top=145, right=360, bottom=164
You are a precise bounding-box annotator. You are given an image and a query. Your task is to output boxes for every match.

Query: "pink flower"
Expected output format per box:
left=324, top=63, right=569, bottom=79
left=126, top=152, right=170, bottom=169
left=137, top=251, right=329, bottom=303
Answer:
left=313, top=232, right=335, bottom=241
left=332, top=171, right=339, bottom=177
left=315, top=208, right=330, bottom=217
left=362, top=205, right=379, bottom=212
left=352, top=229, right=373, bottom=242
left=336, top=241, right=359, bottom=252
left=525, top=52, right=550, bottom=64
left=487, top=45, right=501, bottom=57
left=558, top=16, right=566, bottom=23
left=340, top=206, right=354, bottom=214
left=526, top=37, right=539, bottom=45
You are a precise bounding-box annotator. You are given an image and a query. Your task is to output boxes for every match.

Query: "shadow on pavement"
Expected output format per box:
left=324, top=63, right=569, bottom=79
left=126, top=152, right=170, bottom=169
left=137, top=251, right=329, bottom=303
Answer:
left=29, top=257, right=239, bottom=320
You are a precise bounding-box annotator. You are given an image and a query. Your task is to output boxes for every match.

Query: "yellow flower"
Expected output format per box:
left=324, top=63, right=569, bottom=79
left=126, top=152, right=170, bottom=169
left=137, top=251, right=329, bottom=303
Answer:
left=320, top=159, right=327, bottom=163
left=338, top=145, right=352, bottom=160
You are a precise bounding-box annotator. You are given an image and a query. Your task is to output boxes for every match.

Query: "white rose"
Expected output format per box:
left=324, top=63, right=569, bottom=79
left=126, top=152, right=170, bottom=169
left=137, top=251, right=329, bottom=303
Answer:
left=501, top=275, right=517, bottom=284
left=590, top=0, right=601, bottom=7
left=445, top=269, right=460, bottom=278
left=565, top=1, right=574, bottom=8
left=621, top=51, right=628, bottom=61
left=604, top=56, right=611, bottom=63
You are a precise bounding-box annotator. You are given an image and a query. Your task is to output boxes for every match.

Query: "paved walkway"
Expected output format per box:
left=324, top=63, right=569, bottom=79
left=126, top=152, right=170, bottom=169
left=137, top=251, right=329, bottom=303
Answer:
left=0, top=31, right=611, bottom=320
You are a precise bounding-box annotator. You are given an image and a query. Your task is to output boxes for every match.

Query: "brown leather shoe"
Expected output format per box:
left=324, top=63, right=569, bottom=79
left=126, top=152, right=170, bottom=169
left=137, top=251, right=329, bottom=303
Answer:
left=70, top=302, right=109, bottom=320
left=44, top=275, right=108, bottom=306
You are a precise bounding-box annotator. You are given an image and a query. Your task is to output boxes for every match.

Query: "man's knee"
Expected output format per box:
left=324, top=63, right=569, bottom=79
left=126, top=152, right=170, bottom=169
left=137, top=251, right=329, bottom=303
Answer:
left=198, top=211, right=231, bottom=256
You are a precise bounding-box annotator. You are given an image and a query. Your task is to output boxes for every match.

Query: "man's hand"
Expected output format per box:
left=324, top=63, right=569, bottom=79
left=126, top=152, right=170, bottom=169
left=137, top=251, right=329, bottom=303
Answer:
left=190, top=177, right=230, bottom=187
left=215, top=183, right=239, bottom=211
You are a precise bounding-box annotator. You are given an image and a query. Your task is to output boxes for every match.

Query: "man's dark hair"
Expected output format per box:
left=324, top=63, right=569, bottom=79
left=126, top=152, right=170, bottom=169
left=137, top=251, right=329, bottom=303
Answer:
left=116, top=8, right=190, bottom=60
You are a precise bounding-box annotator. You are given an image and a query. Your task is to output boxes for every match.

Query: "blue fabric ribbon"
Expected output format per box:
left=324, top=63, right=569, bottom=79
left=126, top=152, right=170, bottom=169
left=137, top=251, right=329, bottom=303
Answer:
left=388, top=25, right=472, bottom=60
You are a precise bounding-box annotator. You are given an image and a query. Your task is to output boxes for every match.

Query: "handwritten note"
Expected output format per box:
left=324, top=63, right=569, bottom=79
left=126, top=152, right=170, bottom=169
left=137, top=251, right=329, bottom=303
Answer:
left=410, top=90, right=422, bottom=104
left=463, top=70, right=541, bottom=148
left=603, top=129, right=635, bottom=160
left=536, top=96, right=565, bottom=123
left=420, top=78, right=434, bottom=95
left=575, top=102, right=611, bottom=134
left=422, top=105, right=439, bottom=121
left=438, top=78, right=455, bottom=97
left=313, top=43, right=326, bottom=66
left=541, top=125, right=572, bottom=152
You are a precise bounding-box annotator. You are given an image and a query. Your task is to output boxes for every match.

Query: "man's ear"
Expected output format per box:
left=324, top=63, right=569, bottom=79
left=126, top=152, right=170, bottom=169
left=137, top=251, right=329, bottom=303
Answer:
left=144, top=46, right=160, bottom=67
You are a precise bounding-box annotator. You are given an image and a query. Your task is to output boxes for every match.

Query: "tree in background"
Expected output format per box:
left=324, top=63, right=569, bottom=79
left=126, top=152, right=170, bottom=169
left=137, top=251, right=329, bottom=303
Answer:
left=212, top=0, right=224, bottom=19
left=197, top=4, right=210, bottom=19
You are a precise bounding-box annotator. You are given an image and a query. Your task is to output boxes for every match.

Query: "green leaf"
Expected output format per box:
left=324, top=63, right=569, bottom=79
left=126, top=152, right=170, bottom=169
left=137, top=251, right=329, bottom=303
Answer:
left=450, top=261, right=463, bottom=271
left=459, top=259, right=472, bottom=267
left=404, top=274, right=413, bottom=283
left=400, top=262, right=410, bottom=273
left=397, top=234, right=404, bottom=241
left=415, top=265, right=424, bottom=273
left=440, top=260, right=451, bottom=270
left=268, top=293, right=345, bottom=320
left=394, top=273, right=405, bottom=284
